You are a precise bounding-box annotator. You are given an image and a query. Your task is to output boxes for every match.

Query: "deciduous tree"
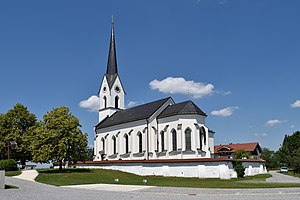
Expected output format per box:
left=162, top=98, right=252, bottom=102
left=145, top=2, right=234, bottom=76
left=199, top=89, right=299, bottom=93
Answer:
left=30, top=106, right=88, bottom=171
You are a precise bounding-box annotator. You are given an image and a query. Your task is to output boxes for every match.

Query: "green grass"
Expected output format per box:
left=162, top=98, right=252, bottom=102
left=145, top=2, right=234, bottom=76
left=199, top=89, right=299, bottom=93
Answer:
left=36, top=168, right=300, bottom=188
left=286, top=171, right=300, bottom=178
left=5, top=170, right=21, bottom=177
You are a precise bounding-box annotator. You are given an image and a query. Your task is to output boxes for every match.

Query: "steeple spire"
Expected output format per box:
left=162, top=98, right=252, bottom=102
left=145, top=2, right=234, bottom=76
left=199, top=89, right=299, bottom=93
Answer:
left=106, top=15, right=118, bottom=75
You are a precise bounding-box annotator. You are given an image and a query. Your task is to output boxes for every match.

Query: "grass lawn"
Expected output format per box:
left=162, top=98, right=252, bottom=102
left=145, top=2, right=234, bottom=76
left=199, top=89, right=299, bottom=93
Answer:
left=5, top=170, right=21, bottom=177
left=287, top=171, right=300, bottom=178
left=36, top=168, right=300, bottom=188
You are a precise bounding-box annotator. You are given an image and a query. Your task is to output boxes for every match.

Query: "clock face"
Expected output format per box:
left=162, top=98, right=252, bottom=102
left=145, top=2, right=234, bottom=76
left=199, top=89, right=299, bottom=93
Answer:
left=103, top=86, right=107, bottom=93
left=114, top=85, right=121, bottom=93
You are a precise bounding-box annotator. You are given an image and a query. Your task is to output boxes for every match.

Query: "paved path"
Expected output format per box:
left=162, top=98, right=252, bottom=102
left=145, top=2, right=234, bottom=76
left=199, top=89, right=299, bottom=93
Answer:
left=62, top=183, right=155, bottom=192
left=2, top=177, right=300, bottom=200
left=267, top=171, right=300, bottom=183
left=14, top=169, right=38, bottom=181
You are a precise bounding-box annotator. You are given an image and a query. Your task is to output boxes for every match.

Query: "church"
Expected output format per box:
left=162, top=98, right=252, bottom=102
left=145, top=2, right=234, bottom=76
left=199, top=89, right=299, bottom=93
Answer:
left=94, top=18, right=215, bottom=161
left=85, top=18, right=267, bottom=179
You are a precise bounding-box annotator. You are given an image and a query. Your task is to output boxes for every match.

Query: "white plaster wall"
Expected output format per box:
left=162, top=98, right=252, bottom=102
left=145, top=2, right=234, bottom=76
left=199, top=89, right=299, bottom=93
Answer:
left=77, top=161, right=266, bottom=179
left=94, top=119, right=147, bottom=161
left=157, top=114, right=210, bottom=159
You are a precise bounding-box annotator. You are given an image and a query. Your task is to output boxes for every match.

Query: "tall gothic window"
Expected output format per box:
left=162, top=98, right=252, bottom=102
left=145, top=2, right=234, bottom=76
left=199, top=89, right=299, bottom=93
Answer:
left=172, top=129, right=177, bottom=151
left=101, top=138, right=105, bottom=152
left=103, top=96, right=107, bottom=108
left=137, top=132, right=142, bottom=153
left=200, top=127, right=206, bottom=150
left=185, top=128, right=192, bottom=151
left=115, top=96, right=119, bottom=109
left=112, top=136, right=116, bottom=154
left=124, top=134, right=129, bottom=154
left=161, top=131, right=165, bottom=151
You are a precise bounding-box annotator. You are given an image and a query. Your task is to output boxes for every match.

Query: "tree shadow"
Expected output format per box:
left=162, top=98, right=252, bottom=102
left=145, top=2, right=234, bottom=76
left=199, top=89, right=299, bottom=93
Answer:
left=38, top=168, right=91, bottom=174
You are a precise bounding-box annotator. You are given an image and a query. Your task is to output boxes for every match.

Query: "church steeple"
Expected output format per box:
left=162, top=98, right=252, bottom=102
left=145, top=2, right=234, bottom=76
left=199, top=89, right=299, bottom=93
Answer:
left=98, top=16, right=125, bottom=123
left=106, top=16, right=118, bottom=75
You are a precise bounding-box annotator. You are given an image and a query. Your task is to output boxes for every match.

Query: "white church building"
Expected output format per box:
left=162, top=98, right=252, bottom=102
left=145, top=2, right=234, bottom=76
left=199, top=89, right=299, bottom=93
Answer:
left=93, top=19, right=214, bottom=162
left=83, top=18, right=267, bottom=179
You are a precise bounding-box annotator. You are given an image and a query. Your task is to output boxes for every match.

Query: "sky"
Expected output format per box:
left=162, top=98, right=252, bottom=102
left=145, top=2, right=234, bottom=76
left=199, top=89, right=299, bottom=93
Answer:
left=0, top=0, right=299, bottom=151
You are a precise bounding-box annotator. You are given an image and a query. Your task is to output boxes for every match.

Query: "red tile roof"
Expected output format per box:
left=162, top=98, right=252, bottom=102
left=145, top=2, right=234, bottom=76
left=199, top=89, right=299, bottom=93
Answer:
left=214, top=142, right=261, bottom=154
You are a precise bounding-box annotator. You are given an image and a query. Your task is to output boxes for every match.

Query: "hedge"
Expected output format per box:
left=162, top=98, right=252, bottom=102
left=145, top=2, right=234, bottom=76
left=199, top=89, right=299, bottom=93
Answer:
left=0, top=159, right=18, bottom=171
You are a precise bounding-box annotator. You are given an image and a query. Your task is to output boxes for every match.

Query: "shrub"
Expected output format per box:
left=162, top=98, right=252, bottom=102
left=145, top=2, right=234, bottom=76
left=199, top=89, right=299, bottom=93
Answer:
left=0, top=159, right=18, bottom=171
left=232, top=160, right=245, bottom=178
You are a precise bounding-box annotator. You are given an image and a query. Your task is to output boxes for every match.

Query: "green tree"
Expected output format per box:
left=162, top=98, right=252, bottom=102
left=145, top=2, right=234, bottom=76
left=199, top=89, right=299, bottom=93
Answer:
left=30, top=106, right=88, bottom=171
left=0, top=104, right=36, bottom=165
left=277, top=131, right=300, bottom=173
left=233, top=149, right=251, bottom=159
left=260, top=148, right=280, bottom=169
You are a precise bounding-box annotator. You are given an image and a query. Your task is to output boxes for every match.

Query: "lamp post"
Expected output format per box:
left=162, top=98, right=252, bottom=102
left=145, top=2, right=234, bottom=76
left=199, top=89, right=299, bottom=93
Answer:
left=7, top=141, right=17, bottom=159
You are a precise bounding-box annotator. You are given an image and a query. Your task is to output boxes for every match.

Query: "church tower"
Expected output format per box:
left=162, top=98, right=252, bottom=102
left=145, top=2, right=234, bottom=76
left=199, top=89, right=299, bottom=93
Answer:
left=98, top=17, right=125, bottom=122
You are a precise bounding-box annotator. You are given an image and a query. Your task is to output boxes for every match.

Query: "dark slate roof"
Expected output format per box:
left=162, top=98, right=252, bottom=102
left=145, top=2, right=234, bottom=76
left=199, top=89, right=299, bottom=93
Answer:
left=106, top=17, right=118, bottom=76
left=157, top=100, right=207, bottom=119
left=95, top=97, right=172, bottom=129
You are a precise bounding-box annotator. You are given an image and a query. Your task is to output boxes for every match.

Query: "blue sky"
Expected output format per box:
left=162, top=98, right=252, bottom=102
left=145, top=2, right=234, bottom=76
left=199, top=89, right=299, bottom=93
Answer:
left=1, top=0, right=299, bottom=151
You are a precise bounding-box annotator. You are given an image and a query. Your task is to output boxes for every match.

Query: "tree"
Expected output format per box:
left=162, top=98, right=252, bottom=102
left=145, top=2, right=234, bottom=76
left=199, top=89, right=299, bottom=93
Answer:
left=233, top=149, right=251, bottom=159
left=30, top=106, right=88, bottom=171
left=0, top=104, right=36, bottom=165
left=277, top=131, right=300, bottom=172
left=260, top=148, right=280, bottom=169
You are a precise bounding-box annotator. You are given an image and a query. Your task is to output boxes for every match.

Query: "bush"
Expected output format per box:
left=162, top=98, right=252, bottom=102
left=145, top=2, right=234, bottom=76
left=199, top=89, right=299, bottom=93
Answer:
left=232, top=160, right=245, bottom=178
left=0, top=159, right=18, bottom=171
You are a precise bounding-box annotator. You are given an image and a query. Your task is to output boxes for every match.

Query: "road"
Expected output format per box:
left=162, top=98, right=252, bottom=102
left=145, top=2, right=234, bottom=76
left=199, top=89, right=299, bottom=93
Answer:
left=267, top=171, right=300, bottom=183
left=2, top=176, right=300, bottom=200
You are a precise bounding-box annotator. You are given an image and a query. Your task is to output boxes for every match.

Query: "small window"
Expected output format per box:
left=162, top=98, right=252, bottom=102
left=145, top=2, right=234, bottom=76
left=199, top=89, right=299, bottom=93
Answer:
left=103, top=96, right=107, bottom=108
left=112, top=136, right=116, bottom=154
left=161, top=131, right=165, bottom=151
left=124, top=134, right=129, bottom=154
left=172, top=129, right=177, bottom=151
left=185, top=128, right=192, bottom=151
left=115, top=96, right=119, bottom=109
left=101, top=138, right=105, bottom=152
left=138, top=132, right=142, bottom=153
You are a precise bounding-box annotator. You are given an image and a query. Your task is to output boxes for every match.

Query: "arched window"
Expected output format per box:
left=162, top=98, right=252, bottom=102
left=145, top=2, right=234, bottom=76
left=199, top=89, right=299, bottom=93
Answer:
left=137, top=132, right=142, bottom=153
left=161, top=131, right=165, bottom=151
left=115, top=96, right=119, bottom=109
left=185, top=128, right=192, bottom=151
left=112, top=136, right=116, bottom=154
left=103, top=96, right=107, bottom=108
left=200, top=127, right=206, bottom=150
left=124, top=134, right=129, bottom=154
left=172, top=129, right=177, bottom=151
left=101, top=138, right=105, bottom=152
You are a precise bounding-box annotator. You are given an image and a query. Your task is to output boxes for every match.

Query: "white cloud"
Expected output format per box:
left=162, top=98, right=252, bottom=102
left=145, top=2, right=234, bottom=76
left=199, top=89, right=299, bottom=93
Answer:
left=223, top=91, right=232, bottom=95
left=127, top=101, right=138, bottom=108
left=254, top=133, right=268, bottom=137
left=79, top=95, right=100, bottom=112
left=149, top=77, right=214, bottom=99
left=211, top=106, right=239, bottom=117
left=290, top=125, right=295, bottom=128
left=265, top=119, right=286, bottom=127
left=291, top=100, right=300, bottom=108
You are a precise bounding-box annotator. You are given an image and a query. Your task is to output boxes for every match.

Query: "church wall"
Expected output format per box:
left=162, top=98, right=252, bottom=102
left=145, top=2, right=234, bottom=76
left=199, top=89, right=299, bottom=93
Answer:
left=76, top=160, right=267, bottom=179
left=94, top=119, right=148, bottom=161
left=156, top=114, right=211, bottom=159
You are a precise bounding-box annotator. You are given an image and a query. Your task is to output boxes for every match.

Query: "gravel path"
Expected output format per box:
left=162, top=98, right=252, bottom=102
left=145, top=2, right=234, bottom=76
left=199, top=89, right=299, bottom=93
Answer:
left=267, top=171, right=300, bottom=183
left=2, top=176, right=300, bottom=200
left=14, top=169, right=38, bottom=181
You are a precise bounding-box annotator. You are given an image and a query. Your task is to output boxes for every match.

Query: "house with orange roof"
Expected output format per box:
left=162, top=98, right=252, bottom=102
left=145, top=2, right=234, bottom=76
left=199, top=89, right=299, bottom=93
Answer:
left=214, top=142, right=262, bottom=159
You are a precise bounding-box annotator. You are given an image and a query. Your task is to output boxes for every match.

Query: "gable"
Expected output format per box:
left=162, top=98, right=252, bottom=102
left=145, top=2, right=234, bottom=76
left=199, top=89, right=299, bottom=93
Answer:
left=95, top=97, right=173, bottom=129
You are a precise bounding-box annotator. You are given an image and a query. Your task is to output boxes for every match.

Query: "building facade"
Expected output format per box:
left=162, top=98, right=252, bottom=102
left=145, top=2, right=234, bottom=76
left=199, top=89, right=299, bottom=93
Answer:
left=93, top=19, right=215, bottom=161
